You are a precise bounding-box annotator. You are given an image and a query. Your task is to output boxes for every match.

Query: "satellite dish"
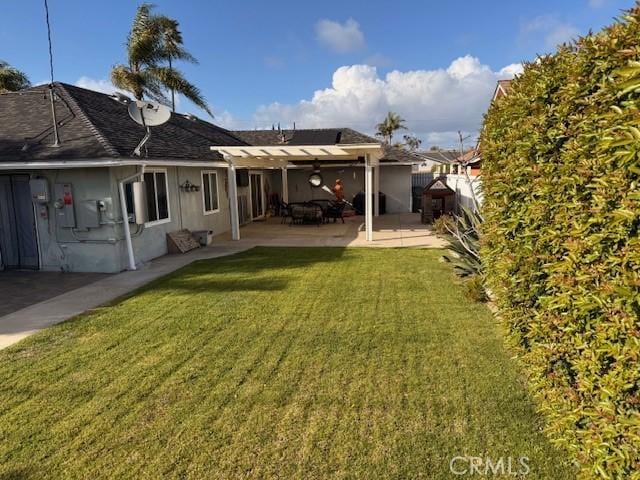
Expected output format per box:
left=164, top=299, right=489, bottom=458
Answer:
left=128, top=100, right=171, bottom=127
left=127, top=100, right=171, bottom=156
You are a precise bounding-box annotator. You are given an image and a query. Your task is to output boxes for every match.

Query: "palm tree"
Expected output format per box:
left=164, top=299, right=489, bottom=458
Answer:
left=156, top=16, right=198, bottom=112
left=402, top=134, right=422, bottom=151
left=0, top=60, right=30, bottom=93
left=111, top=4, right=212, bottom=116
left=375, top=111, right=407, bottom=144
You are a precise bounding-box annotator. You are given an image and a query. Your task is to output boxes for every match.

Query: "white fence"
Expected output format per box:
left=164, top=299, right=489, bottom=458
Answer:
left=445, top=174, right=483, bottom=211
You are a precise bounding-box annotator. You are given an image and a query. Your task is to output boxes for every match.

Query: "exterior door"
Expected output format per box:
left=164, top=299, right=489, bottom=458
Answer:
left=249, top=172, right=264, bottom=219
left=431, top=197, right=444, bottom=219
left=0, top=175, right=39, bottom=269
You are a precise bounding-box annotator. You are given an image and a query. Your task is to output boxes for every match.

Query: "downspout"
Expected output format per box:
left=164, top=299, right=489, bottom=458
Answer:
left=118, top=165, right=145, bottom=270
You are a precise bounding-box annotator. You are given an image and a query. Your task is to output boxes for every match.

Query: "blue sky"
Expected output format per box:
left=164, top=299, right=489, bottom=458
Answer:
left=1, top=0, right=631, bottom=146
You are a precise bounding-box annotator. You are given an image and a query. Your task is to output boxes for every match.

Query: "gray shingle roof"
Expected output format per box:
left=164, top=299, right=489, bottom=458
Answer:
left=0, top=82, right=247, bottom=162
left=0, top=83, right=421, bottom=165
left=415, top=150, right=460, bottom=163
left=233, top=128, right=422, bottom=164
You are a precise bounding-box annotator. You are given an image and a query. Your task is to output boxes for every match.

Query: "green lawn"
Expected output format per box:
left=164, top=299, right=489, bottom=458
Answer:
left=0, top=247, right=573, bottom=479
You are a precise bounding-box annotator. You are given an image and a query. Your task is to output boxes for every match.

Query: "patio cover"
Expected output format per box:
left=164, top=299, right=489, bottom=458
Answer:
left=211, top=144, right=385, bottom=242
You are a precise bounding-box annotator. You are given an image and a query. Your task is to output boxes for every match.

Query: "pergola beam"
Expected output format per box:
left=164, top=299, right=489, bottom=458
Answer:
left=224, top=155, right=240, bottom=241
left=213, top=143, right=384, bottom=242
left=365, top=154, right=374, bottom=241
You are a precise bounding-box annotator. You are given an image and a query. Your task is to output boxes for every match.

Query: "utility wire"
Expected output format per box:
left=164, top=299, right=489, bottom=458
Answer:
left=44, top=0, right=55, bottom=85
left=44, top=0, right=60, bottom=146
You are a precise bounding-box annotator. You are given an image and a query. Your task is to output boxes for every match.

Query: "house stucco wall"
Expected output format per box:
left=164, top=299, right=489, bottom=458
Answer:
left=109, top=165, right=232, bottom=271
left=281, top=165, right=411, bottom=214
left=28, top=168, right=121, bottom=273
left=1, top=165, right=233, bottom=273
left=379, top=165, right=412, bottom=214
left=5, top=163, right=410, bottom=273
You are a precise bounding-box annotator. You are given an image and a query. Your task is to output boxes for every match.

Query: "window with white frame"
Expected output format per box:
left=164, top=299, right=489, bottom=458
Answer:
left=143, top=170, right=170, bottom=224
left=202, top=171, right=219, bottom=214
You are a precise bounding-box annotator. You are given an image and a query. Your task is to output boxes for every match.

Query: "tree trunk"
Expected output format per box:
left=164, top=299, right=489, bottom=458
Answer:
left=169, top=58, right=175, bottom=112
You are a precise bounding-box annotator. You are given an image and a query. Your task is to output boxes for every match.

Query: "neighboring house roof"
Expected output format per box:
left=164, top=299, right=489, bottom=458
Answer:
left=456, top=148, right=481, bottom=165
left=0, top=82, right=247, bottom=162
left=233, top=128, right=422, bottom=164
left=232, top=127, right=375, bottom=146
left=493, top=79, right=513, bottom=100
left=416, top=150, right=462, bottom=164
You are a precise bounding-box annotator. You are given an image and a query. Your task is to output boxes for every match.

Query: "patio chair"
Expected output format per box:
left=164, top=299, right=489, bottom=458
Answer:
left=324, top=201, right=346, bottom=223
left=279, top=201, right=292, bottom=224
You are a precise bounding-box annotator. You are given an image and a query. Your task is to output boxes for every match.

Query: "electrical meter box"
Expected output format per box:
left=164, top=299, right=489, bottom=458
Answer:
left=29, top=178, right=50, bottom=204
left=77, top=200, right=101, bottom=229
left=54, top=183, right=76, bottom=228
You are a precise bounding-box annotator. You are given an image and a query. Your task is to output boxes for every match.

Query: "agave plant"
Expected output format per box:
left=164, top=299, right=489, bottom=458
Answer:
left=441, top=205, right=483, bottom=277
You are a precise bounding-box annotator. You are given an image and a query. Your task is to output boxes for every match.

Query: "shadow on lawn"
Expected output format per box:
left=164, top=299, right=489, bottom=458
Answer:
left=96, top=247, right=351, bottom=303
left=189, top=246, right=350, bottom=275
left=157, top=276, right=290, bottom=293
left=0, top=468, right=35, bottom=480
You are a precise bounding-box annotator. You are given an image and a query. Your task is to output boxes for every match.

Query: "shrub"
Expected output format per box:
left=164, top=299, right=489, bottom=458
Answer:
left=461, top=275, right=488, bottom=303
left=480, top=6, right=640, bottom=479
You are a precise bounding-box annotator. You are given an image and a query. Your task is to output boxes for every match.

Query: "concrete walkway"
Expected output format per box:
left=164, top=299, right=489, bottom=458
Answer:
left=0, top=213, right=446, bottom=350
left=0, top=243, right=249, bottom=350
left=0, top=271, right=108, bottom=317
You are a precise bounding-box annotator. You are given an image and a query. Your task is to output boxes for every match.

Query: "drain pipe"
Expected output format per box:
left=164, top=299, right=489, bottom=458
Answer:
left=118, top=166, right=145, bottom=270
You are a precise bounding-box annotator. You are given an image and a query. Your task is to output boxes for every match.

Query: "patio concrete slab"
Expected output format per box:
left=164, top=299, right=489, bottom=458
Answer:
left=213, top=213, right=448, bottom=248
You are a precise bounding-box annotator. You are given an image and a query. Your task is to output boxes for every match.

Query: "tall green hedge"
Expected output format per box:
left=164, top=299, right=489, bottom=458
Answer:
left=480, top=6, right=640, bottom=480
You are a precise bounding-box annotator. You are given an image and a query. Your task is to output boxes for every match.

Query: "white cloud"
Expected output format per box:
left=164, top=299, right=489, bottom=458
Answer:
left=249, top=55, right=520, bottom=148
left=498, top=63, right=524, bottom=77
left=215, top=110, right=249, bottom=130
left=75, top=76, right=125, bottom=95
left=522, top=15, right=580, bottom=48
left=315, top=18, right=365, bottom=53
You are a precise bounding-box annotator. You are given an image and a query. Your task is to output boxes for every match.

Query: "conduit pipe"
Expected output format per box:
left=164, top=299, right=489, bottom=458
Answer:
left=118, top=165, right=145, bottom=270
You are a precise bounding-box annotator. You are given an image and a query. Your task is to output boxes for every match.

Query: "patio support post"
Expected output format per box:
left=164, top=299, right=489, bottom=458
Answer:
left=365, top=154, right=373, bottom=242
left=281, top=166, right=289, bottom=203
left=374, top=164, right=380, bottom=217
left=225, top=155, right=240, bottom=241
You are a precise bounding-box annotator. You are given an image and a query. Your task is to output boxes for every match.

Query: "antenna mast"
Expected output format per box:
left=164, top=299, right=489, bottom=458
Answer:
left=44, top=0, right=60, bottom=146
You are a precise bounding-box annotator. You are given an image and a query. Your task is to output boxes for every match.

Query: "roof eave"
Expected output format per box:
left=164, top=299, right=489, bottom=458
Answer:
left=0, top=157, right=228, bottom=170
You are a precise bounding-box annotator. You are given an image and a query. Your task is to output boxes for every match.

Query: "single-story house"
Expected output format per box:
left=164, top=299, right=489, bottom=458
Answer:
left=412, top=150, right=461, bottom=174
left=0, top=83, right=419, bottom=273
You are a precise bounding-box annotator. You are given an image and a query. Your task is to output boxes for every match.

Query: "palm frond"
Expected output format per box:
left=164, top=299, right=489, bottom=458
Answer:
left=127, top=4, right=165, bottom=66
left=0, top=60, right=31, bottom=92
left=148, top=66, right=212, bottom=117
left=110, top=64, right=143, bottom=99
